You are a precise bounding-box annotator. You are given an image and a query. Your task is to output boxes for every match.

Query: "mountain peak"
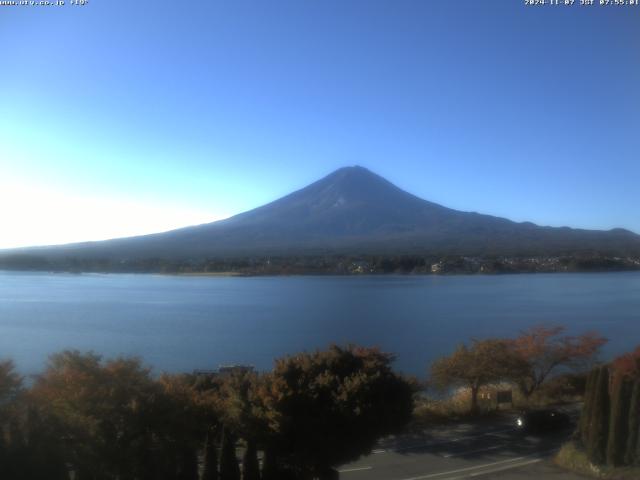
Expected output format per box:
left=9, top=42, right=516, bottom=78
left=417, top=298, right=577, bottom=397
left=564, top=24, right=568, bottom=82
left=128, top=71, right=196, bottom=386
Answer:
left=323, top=165, right=382, bottom=184
left=333, top=165, right=373, bottom=174
left=316, top=165, right=398, bottom=196
left=5, top=167, right=640, bottom=260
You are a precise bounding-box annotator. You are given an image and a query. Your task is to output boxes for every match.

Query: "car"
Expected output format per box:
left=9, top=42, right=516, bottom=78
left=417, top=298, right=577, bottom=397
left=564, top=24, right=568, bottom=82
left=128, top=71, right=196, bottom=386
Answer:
left=515, top=409, right=572, bottom=433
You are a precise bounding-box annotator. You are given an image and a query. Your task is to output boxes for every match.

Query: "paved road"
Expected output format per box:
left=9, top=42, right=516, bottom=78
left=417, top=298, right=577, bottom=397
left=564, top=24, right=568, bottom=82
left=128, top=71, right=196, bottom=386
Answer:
left=338, top=412, right=588, bottom=480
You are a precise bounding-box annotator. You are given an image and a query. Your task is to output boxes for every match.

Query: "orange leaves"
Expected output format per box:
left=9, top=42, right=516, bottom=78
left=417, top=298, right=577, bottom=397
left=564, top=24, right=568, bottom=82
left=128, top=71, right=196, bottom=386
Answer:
left=432, top=325, right=607, bottom=400
left=612, top=346, right=640, bottom=379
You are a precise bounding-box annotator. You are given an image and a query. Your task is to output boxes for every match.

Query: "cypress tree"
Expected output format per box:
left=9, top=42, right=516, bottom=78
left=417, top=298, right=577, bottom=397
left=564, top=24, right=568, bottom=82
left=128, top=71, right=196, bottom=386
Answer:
left=606, top=375, right=632, bottom=466
left=580, top=368, right=598, bottom=448
left=242, top=440, right=260, bottom=480
left=202, top=432, right=219, bottom=480
left=587, top=366, right=610, bottom=465
left=0, top=433, right=6, bottom=480
left=136, top=434, right=156, bottom=480
left=177, top=446, right=198, bottom=480
left=625, top=379, right=640, bottom=466
left=159, top=450, right=179, bottom=480
left=219, top=427, right=240, bottom=480
left=260, top=448, right=278, bottom=480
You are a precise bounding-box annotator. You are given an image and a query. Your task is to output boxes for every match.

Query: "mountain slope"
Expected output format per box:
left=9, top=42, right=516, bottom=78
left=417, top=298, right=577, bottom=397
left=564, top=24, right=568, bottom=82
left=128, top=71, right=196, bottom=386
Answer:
left=6, top=166, right=640, bottom=260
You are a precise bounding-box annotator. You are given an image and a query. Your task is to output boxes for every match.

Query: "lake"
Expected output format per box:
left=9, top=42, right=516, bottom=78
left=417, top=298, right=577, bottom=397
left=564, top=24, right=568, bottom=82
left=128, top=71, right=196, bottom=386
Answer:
left=1, top=271, right=639, bottom=377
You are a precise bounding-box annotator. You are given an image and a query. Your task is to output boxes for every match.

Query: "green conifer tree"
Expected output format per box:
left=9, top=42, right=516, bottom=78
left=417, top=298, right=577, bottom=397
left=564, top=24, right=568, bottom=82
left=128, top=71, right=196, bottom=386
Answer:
left=260, top=448, right=278, bottom=480
left=241, top=440, right=260, bottom=480
left=219, top=427, right=240, bottom=480
left=580, top=368, right=598, bottom=448
left=607, top=375, right=632, bottom=466
left=625, top=380, right=640, bottom=466
left=587, top=366, right=610, bottom=465
left=178, top=446, right=198, bottom=480
left=202, top=431, right=219, bottom=480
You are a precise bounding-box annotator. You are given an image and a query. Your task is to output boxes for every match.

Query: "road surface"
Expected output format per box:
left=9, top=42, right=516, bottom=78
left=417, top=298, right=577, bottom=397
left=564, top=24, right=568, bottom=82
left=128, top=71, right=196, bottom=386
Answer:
left=338, top=411, right=587, bottom=479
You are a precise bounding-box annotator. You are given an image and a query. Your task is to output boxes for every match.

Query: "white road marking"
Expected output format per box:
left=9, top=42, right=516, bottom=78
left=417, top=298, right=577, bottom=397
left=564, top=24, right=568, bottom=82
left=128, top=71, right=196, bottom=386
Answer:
left=467, top=458, right=542, bottom=477
left=399, top=448, right=558, bottom=480
left=399, top=457, right=531, bottom=480
left=372, top=448, right=386, bottom=454
left=338, top=466, right=373, bottom=473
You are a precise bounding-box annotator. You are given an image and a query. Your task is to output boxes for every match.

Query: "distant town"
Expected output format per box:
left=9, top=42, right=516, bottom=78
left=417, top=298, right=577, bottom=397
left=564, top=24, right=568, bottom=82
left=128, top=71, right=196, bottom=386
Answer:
left=1, top=253, right=639, bottom=275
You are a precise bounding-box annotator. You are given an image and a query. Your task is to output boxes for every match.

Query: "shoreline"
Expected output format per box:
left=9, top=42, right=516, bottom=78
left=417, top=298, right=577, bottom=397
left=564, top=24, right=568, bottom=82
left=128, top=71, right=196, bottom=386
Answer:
left=1, top=268, right=640, bottom=278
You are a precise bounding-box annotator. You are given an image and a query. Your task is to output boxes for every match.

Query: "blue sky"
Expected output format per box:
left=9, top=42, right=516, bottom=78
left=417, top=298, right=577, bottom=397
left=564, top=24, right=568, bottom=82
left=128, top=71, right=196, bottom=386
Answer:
left=1, top=0, right=638, bottom=248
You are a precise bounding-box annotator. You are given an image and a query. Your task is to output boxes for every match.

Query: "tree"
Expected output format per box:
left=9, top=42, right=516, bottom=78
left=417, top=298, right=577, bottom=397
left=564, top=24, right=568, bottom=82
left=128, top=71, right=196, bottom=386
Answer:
left=611, top=346, right=640, bottom=466
left=202, top=431, right=219, bottom=480
left=510, top=326, right=606, bottom=399
left=259, top=345, right=416, bottom=478
left=219, top=426, right=240, bottom=480
left=586, top=366, right=610, bottom=465
left=625, top=380, right=640, bottom=465
left=0, top=359, right=22, bottom=471
left=213, top=369, right=269, bottom=479
left=0, top=360, right=21, bottom=405
left=215, top=369, right=268, bottom=454
left=260, top=447, right=284, bottom=480
left=30, top=351, right=165, bottom=480
left=612, top=346, right=640, bottom=379
left=157, top=373, right=219, bottom=480
left=242, top=440, right=260, bottom=480
left=431, top=339, right=526, bottom=413
left=606, top=373, right=632, bottom=466
left=579, top=368, right=598, bottom=447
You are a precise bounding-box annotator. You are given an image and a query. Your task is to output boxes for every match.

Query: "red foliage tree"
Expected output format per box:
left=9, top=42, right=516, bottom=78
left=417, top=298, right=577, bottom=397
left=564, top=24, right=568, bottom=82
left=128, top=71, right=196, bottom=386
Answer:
left=510, top=326, right=606, bottom=398
left=612, top=346, right=640, bottom=379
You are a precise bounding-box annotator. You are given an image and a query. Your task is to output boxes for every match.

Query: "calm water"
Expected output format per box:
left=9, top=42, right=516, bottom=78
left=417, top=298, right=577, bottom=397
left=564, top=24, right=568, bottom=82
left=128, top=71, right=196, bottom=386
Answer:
left=1, top=271, right=639, bottom=377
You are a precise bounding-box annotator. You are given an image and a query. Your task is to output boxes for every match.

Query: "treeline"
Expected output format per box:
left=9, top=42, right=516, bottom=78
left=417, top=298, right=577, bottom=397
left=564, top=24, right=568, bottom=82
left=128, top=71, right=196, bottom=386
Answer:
left=0, top=345, right=416, bottom=480
left=578, top=346, right=640, bottom=467
left=1, top=253, right=639, bottom=275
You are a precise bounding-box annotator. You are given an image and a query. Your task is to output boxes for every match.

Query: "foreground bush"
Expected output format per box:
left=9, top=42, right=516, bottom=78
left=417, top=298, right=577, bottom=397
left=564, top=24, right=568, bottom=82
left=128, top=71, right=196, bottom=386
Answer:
left=0, top=345, right=416, bottom=480
left=259, top=345, right=417, bottom=478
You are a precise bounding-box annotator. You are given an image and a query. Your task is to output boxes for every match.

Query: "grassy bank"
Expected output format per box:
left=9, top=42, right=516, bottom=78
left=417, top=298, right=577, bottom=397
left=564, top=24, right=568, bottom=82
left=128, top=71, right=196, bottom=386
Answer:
left=555, top=442, right=640, bottom=480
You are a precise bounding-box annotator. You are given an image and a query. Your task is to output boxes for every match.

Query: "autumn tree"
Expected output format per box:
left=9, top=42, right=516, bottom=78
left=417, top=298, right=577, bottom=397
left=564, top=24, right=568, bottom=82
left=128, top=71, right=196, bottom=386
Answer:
left=157, top=373, right=219, bottom=480
left=30, top=351, right=166, bottom=479
left=0, top=360, right=21, bottom=404
left=611, top=346, right=640, bottom=379
left=431, top=339, right=526, bottom=413
left=0, top=360, right=22, bottom=440
left=510, top=326, right=606, bottom=399
left=214, top=368, right=267, bottom=476
left=259, top=345, right=416, bottom=479
left=0, top=360, right=25, bottom=480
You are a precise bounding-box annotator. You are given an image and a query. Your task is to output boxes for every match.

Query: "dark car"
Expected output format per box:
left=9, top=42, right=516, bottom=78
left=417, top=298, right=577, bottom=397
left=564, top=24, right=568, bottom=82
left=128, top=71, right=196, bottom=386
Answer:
left=515, top=409, right=571, bottom=433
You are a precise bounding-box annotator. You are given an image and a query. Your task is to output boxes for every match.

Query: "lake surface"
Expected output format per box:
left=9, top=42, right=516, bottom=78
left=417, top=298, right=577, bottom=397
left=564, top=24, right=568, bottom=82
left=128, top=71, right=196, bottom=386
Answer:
left=1, top=271, right=639, bottom=377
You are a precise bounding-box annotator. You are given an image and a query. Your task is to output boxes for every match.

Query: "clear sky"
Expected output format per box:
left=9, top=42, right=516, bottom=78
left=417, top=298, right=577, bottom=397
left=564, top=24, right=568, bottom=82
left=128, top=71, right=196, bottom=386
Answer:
left=1, top=0, right=638, bottom=248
